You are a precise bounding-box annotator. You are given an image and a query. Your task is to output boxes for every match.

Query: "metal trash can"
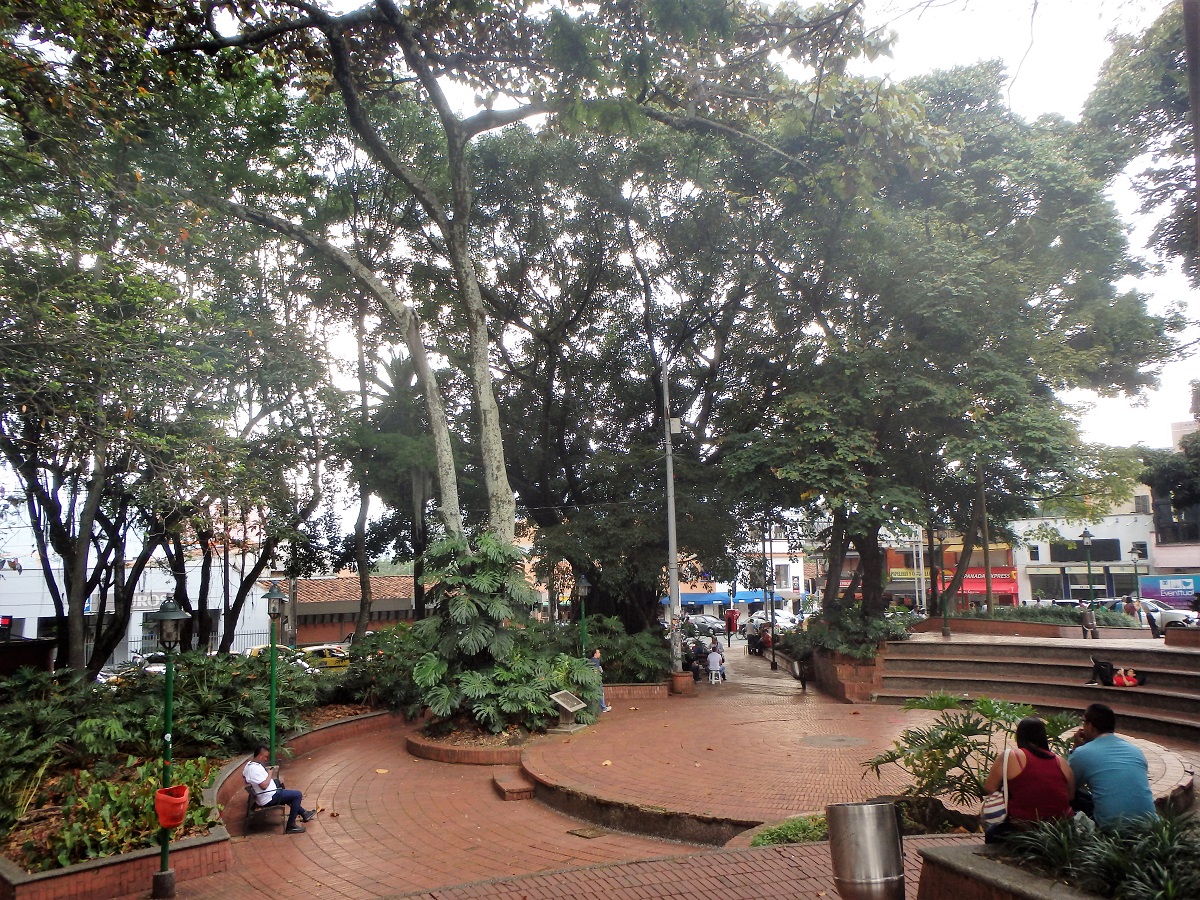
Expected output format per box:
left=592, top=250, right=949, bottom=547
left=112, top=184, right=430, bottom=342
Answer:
left=827, top=800, right=904, bottom=900
left=1081, top=608, right=1098, bottom=639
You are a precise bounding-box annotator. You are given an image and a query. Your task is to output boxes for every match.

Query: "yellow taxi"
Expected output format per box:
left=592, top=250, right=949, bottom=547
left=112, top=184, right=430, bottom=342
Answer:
left=299, top=644, right=350, bottom=671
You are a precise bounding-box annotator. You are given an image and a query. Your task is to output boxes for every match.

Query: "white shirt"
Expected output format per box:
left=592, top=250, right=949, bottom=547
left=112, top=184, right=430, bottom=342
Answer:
left=706, top=651, right=724, bottom=671
left=243, top=759, right=278, bottom=806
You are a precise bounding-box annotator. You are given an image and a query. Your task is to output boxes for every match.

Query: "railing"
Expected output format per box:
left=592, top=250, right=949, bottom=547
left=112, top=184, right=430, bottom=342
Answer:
left=1156, top=522, right=1200, bottom=545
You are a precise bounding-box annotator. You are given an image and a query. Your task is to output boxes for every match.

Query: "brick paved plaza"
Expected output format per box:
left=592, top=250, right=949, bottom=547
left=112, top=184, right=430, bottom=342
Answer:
left=137, top=640, right=1195, bottom=900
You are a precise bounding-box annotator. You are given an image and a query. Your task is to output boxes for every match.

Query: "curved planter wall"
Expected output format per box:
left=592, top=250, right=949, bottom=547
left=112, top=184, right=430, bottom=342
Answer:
left=0, top=711, right=400, bottom=900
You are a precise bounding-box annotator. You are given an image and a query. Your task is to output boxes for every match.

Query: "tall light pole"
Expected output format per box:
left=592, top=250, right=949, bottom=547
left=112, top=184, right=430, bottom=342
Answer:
left=263, top=582, right=285, bottom=766
left=763, top=517, right=778, bottom=670
left=938, top=529, right=950, bottom=638
left=662, top=361, right=682, bottom=671
left=577, top=573, right=590, bottom=655
left=1080, top=529, right=1095, bottom=605
left=1130, top=546, right=1144, bottom=602
left=145, top=598, right=190, bottom=900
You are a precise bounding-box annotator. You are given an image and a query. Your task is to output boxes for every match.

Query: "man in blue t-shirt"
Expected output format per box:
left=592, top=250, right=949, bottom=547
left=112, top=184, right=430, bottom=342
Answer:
left=1068, top=703, right=1156, bottom=827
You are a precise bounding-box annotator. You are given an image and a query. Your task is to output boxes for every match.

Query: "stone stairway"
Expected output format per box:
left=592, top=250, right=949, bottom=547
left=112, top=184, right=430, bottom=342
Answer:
left=876, top=634, right=1200, bottom=744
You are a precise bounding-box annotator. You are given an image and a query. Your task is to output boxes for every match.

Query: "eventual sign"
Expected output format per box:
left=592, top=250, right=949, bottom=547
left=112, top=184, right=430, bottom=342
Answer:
left=1139, top=575, right=1198, bottom=608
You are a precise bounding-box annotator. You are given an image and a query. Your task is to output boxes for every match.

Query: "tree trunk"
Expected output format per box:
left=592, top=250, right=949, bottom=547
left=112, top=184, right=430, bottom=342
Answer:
left=854, top=525, right=887, bottom=617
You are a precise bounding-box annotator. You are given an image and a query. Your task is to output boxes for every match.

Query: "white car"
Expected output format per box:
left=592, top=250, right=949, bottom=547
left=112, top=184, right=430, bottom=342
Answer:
left=1139, top=599, right=1195, bottom=628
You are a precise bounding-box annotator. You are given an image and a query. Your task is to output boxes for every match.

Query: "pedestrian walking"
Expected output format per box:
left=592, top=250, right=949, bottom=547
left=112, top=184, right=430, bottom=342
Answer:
left=588, top=648, right=611, bottom=712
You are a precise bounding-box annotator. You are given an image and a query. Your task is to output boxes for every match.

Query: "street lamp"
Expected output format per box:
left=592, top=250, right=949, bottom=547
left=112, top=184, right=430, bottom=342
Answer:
left=577, top=573, right=590, bottom=655
left=763, top=519, right=778, bottom=671
left=144, top=598, right=190, bottom=899
left=1080, top=529, right=1095, bottom=605
left=727, top=584, right=735, bottom=648
left=937, top=529, right=950, bottom=638
left=263, top=582, right=285, bottom=766
left=1130, top=546, right=1143, bottom=602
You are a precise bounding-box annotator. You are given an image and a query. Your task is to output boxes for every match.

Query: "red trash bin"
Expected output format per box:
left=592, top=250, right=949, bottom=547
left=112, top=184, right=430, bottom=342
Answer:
left=154, top=784, right=190, bottom=829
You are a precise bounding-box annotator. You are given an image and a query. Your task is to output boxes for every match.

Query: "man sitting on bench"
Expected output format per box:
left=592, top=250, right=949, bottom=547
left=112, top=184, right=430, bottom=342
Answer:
left=243, top=745, right=318, bottom=834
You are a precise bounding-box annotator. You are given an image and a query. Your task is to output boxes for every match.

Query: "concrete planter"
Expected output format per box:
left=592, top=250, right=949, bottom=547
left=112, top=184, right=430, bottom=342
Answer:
left=0, top=827, right=232, bottom=900
left=670, top=671, right=696, bottom=695
left=605, top=682, right=669, bottom=700
left=1164, top=627, right=1200, bottom=648
left=917, top=844, right=1097, bottom=900
left=814, top=648, right=882, bottom=703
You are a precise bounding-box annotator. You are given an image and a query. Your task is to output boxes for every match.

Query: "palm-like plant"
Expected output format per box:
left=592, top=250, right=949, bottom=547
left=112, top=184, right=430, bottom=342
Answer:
left=864, top=692, right=1077, bottom=805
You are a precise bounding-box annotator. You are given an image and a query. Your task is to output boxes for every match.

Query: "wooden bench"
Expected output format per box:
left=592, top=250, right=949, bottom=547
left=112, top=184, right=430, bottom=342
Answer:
left=243, top=785, right=286, bottom=833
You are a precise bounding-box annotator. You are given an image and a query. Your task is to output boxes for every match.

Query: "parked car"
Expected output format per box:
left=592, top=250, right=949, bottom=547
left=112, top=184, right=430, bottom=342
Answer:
left=1092, top=598, right=1194, bottom=628
left=686, top=614, right=726, bottom=636
left=1138, top=599, right=1195, bottom=628
left=242, top=644, right=320, bottom=673
left=300, top=644, right=350, bottom=670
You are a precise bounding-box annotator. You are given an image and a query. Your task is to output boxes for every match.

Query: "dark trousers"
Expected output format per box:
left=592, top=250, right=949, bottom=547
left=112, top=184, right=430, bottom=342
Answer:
left=264, top=788, right=306, bottom=828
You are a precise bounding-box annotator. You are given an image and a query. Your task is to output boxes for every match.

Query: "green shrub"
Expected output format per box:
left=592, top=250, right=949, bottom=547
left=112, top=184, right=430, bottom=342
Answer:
left=0, top=652, right=320, bottom=839
left=750, top=814, right=828, bottom=846
left=320, top=625, right=429, bottom=712
left=787, top=608, right=913, bottom=661
left=1000, top=813, right=1200, bottom=899
left=409, top=534, right=607, bottom=731
left=956, top=605, right=1135, bottom=627
left=864, top=693, right=1077, bottom=806
left=580, top=615, right=671, bottom=684
left=33, top=756, right=217, bottom=873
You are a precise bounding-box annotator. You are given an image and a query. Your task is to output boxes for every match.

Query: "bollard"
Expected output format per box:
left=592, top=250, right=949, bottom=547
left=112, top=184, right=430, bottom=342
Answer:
left=827, top=800, right=904, bottom=900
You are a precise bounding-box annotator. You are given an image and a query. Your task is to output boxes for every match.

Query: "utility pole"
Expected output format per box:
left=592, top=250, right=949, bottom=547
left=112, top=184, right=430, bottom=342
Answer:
left=663, top=361, right=681, bottom=672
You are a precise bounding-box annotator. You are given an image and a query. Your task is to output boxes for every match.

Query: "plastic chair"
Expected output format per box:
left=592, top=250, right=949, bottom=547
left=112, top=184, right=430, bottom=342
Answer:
left=708, top=668, right=722, bottom=684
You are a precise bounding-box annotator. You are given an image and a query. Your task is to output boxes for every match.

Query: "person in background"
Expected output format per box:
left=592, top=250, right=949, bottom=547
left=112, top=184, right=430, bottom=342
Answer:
left=1140, top=600, right=1161, bottom=638
left=243, top=745, right=318, bottom=834
left=706, top=645, right=726, bottom=681
left=1068, top=703, right=1156, bottom=827
left=982, top=717, right=1074, bottom=844
left=587, top=648, right=611, bottom=712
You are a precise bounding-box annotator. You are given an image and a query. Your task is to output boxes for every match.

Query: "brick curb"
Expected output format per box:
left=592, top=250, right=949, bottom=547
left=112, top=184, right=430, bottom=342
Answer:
left=406, top=732, right=525, bottom=765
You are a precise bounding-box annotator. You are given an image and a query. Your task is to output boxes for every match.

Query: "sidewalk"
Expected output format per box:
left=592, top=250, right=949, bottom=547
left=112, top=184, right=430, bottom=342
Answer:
left=148, top=639, right=1193, bottom=900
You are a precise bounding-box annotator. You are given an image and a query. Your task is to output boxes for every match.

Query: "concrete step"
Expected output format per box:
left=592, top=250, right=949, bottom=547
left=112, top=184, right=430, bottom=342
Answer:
left=881, top=672, right=1200, bottom=715
left=878, top=636, right=1200, bottom=745
left=492, top=766, right=536, bottom=801
left=887, top=638, right=1200, bottom=671
left=883, top=656, right=1200, bottom=692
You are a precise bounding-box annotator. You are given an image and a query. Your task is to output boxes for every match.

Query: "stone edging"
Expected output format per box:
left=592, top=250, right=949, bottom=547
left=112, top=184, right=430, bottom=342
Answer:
left=406, top=732, right=524, bottom=765
left=917, top=844, right=1097, bottom=899
left=521, top=755, right=758, bottom=846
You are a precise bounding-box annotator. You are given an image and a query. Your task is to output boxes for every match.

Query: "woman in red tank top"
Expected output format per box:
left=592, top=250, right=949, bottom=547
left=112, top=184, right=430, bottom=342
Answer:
left=983, top=717, right=1074, bottom=843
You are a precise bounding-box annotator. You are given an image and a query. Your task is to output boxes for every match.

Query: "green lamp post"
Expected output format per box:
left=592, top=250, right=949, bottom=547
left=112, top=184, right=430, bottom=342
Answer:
left=1130, top=545, right=1143, bottom=602
left=937, top=529, right=950, bottom=638
left=1080, top=529, right=1095, bottom=605
left=577, top=574, right=590, bottom=655
left=263, top=582, right=285, bottom=766
left=145, top=597, right=190, bottom=899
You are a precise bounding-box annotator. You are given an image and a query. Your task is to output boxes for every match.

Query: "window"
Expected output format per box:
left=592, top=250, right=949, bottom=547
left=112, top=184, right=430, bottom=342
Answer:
left=1134, top=494, right=1151, bottom=515
left=1028, top=546, right=1040, bottom=561
left=1131, top=541, right=1148, bottom=560
left=1049, top=538, right=1120, bottom=563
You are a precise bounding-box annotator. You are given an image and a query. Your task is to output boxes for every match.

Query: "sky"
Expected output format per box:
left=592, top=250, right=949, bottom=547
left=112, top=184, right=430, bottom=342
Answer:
left=858, top=0, right=1197, bottom=450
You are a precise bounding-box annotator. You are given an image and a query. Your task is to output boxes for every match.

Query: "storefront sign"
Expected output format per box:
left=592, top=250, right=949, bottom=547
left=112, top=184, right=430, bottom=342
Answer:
left=954, top=569, right=1018, bottom=594
left=1138, top=575, right=1198, bottom=607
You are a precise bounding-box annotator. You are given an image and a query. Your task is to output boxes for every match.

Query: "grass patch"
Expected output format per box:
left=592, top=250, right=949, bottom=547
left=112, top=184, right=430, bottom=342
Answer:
left=750, top=814, right=828, bottom=846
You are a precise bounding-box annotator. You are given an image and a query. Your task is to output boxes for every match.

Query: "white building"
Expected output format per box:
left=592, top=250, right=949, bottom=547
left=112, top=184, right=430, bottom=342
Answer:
left=1011, top=489, right=1155, bottom=604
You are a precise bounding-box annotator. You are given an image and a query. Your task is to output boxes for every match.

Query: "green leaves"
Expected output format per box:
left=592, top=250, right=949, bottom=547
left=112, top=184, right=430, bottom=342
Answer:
left=864, top=693, right=1077, bottom=806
